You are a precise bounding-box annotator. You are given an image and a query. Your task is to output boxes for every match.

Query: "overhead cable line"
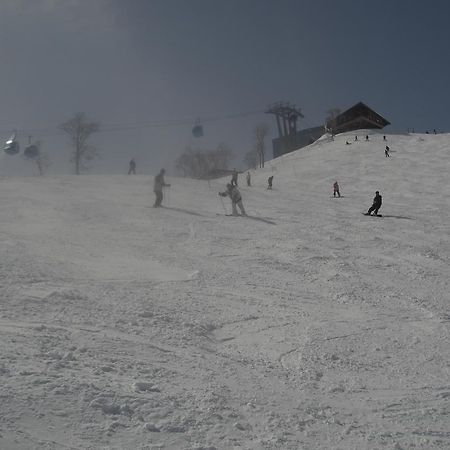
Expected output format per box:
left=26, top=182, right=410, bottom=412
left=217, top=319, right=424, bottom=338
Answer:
left=0, top=108, right=266, bottom=138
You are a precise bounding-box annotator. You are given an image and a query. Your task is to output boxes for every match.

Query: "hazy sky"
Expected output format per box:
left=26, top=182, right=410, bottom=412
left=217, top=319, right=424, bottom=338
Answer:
left=1, top=0, right=449, bottom=174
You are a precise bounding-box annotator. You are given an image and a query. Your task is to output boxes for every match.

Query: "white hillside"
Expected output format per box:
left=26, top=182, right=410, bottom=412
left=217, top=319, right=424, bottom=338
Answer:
left=0, top=131, right=449, bottom=450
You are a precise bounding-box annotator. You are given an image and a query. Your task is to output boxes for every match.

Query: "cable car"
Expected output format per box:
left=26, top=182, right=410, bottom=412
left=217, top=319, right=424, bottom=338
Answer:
left=192, top=120, right=203, bottom=138
left=4, top=131, right=20, bottom=155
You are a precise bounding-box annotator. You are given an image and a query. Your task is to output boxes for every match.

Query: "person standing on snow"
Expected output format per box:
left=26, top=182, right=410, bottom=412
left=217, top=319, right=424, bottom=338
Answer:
left=246, top=171, right=251, bottom=187
left=231, top=168, right=238, bottom=186
left=219, top=183, right=246, bottom=216
left=385, top=146, right=390, bottom=157
left=128, top=158, right=136, bottom=174
left=365, top=191, right=382, bottom=216
left=333, top=181, right=341, bottom=197
left=267, top=176, right=274, bottom=190
left=153, top=168, right=170, bottom=207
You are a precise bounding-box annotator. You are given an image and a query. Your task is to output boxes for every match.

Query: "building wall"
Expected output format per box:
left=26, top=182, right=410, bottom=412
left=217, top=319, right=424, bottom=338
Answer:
left=272, top=126, right=325, bottom=158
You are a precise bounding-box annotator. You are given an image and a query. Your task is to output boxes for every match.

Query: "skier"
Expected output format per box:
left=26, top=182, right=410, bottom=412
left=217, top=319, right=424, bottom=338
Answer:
left=355, top=135, right=358, bottom=141
left=153, top=168, right=170, bottom=208
left=128, top=158, right=136, bottom=175
left=267, top=176, right=273, bottom=190
left=246, top=171, right=251, bottom=187
left=385, top=146, right=390, bottom=157
left=365, top=191, right=382, bottom=216
left=219, top=183, right=246, bottom=216
left=333, top=181, right=340, bottom=197
left=383, top=135, right=387, bottom=141
left=365, top=135, right=369, bottom=141
left=231, top=168, right=238, bottom=186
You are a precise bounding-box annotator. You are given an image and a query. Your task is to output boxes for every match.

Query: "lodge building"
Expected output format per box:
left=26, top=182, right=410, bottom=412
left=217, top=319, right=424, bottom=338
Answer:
left=326, top=102, right=390, bottom=135
left=269, top=102, right=390, bottom=158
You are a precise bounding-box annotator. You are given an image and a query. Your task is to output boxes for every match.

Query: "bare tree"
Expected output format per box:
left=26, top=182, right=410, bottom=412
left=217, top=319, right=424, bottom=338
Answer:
left=23, top=140, right=51, bottom=175
left=175, top=143, right=234, bottom=179
left=214, top=143, right=234, bottom=170
left=325, top=108, right=341, bottom=135
left=243, top=148, right=258, bottom=170
left=34, top=141, right=51, bottom=175
left=254, top=123, right=269, bottom=168
left=35, top=152, right=51, bottom=176
left=60, top=113, right=100, bottom=175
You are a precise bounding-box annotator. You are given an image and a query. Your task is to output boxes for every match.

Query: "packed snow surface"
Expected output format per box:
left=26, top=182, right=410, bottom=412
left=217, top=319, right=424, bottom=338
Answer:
left=0, top=131, right=449, bottom=449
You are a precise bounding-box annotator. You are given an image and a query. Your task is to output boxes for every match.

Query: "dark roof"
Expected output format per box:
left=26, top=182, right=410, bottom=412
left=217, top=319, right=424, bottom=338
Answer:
left=329, top=102, right=390, bottom=134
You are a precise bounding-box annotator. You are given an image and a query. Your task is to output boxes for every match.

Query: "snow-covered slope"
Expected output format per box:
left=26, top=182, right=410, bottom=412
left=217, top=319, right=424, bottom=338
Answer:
left=1, top=131, right=449, bottom=449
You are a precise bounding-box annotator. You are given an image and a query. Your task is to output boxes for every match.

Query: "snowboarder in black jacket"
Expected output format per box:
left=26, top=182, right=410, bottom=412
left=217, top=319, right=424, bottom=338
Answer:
left=365, top=191, right=382, bottom=216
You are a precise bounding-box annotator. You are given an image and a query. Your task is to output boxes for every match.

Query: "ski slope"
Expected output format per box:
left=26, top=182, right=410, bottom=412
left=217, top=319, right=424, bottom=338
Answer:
left=0, top=130, right=449, bottom=449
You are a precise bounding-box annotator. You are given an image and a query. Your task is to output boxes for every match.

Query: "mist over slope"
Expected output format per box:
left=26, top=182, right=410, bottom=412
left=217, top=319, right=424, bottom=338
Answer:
left=0, top=131, right=449, bottom=449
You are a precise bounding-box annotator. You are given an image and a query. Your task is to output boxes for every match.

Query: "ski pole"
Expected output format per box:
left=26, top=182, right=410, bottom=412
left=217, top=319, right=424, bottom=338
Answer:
left=166, top=186, right=170, bottom=206
left=219, top=195, right=227, bottom=214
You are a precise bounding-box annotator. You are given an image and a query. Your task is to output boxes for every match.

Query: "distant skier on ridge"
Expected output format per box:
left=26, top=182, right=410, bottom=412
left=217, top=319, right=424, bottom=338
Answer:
left=219, top=183, right=246, bottom=216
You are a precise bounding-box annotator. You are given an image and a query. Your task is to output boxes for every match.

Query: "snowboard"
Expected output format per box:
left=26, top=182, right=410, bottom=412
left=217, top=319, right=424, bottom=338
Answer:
left=362, top=213, right=383, bottom=217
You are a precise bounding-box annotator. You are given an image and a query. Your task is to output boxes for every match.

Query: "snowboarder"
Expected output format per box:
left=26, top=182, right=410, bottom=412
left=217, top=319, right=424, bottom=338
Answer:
left=333, top=181, right=340, bottom=197
left=267, top=176, right=273, bottom=190
left=246, top=171, right=251, bottom=187
left=153, top=168, right=170, bottom=207
left=385, top=146, right=390, bottom=157
left=219, top=183, right=246, bottom=216
left=128, top=158, right=136, bottom=175
left=231, top=168, right=238, bottom=186
left=365, top=191, right=382, bottom=216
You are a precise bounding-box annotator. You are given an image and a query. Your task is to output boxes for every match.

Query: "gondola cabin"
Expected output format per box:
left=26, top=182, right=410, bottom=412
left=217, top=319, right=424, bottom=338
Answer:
left=192, top=123, right=203, bottom=138
left=4, top=134, right=20, bottom=155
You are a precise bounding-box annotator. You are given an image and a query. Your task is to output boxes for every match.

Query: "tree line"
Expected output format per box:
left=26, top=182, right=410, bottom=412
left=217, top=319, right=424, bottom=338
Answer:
left=30, top=113, right=270, bottom=177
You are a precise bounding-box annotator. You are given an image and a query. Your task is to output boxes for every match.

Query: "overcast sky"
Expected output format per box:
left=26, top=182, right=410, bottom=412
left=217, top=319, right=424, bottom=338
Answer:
left=1, top=0, right=449, bottom=175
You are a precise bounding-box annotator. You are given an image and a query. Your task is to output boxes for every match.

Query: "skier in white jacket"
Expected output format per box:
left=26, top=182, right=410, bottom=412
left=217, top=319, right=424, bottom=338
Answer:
left=219, top=183, right=246, bottom=216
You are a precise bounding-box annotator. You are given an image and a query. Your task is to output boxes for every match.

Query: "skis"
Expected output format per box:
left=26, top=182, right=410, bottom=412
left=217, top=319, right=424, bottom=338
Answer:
left=218, top=214, right=276, bottom=225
